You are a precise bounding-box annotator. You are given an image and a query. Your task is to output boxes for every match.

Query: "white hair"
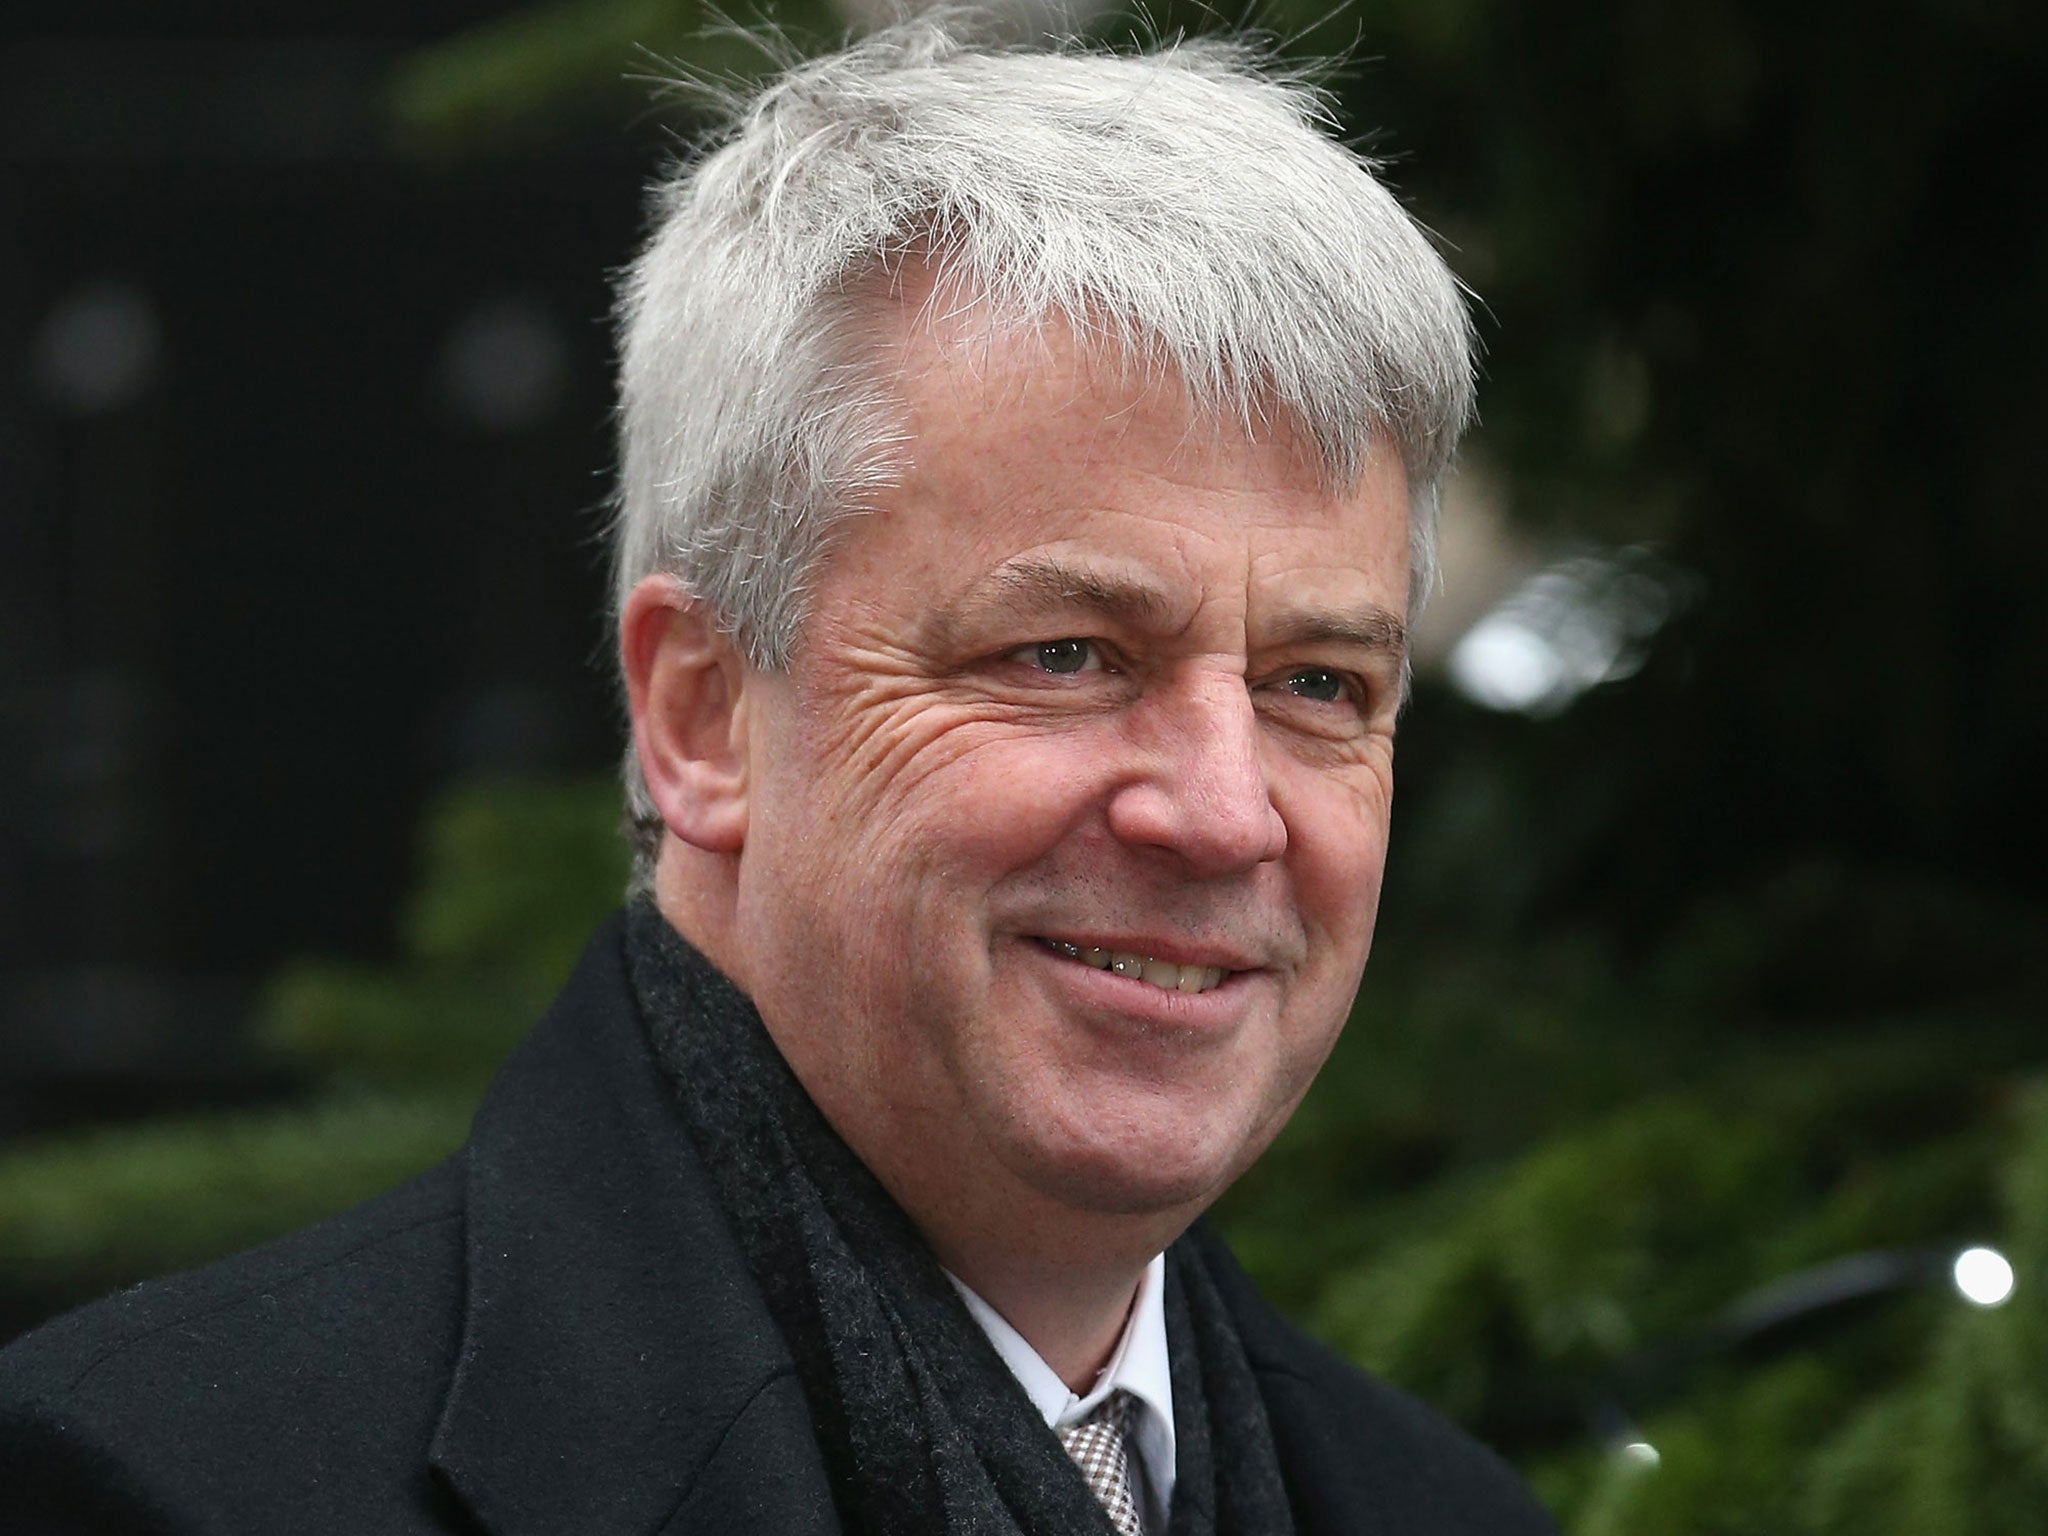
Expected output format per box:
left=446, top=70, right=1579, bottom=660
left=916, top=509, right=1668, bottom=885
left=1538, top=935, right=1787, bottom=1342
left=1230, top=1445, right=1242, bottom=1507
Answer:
left=614, top=16, right=1476, bottom=874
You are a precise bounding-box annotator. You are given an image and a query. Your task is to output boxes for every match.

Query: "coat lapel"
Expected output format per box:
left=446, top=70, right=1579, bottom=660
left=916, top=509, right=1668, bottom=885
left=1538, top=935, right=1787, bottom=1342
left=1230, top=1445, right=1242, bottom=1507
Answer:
left=428, top=914, right=836, bottom=1535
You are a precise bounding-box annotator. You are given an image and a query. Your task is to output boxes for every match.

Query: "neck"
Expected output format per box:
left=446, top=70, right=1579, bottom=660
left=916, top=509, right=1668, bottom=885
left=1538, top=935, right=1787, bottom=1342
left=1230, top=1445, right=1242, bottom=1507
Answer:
left=798, top=1069, right=1189, bottom=1396
left=944, top=1243, right=1149, bottom=1393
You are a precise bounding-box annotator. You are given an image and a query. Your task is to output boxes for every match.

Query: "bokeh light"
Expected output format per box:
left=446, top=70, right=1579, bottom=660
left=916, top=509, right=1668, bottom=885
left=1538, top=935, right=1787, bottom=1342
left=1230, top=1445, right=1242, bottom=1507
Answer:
left=1951, top=1246, right=2015, bottom=1308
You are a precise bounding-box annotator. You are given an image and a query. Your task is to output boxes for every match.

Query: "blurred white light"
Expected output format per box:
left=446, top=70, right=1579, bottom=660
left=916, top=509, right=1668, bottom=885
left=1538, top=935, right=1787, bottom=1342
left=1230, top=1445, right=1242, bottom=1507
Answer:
left=1952, top=1246, right=2015, bottom=1307
left=1447, top=618, right=1569, bottom=713
left=441, top=296, right=566, bottom=431
left=1445, top=547, right=1689, bottom=717
left=35, top=280, right=163, bottom=413
left=1618, top=1439, right=1661, bottom=1469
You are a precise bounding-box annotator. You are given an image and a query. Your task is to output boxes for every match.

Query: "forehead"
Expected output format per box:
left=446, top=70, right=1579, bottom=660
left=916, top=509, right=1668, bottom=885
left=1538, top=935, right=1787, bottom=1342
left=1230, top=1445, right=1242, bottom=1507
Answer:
left=883, top=268, right=1320, bottom=472
left=821, top=295, right=1410, bottom=631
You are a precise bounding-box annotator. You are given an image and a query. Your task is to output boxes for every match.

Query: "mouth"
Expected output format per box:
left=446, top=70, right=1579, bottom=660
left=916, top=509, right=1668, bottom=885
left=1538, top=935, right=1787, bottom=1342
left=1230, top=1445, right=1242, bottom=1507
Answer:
left=1036, top=937, right=1230, bottom=995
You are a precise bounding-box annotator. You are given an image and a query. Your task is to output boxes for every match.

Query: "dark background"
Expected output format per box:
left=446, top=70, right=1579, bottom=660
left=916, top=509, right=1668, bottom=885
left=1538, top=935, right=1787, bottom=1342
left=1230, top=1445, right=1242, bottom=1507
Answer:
left=3, top=3, right=651, bottom=1138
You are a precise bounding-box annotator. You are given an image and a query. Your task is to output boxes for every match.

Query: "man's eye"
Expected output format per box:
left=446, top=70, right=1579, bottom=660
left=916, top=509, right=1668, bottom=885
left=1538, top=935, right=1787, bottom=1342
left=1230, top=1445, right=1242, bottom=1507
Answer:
left=1285, top=667, right=1348, bottom=703
left=1025, top=638, right=1099, bottom=675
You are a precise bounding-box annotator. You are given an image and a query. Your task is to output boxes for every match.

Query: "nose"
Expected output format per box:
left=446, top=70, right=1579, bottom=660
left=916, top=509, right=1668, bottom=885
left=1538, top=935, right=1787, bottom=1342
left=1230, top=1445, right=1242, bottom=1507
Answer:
left=1105, top=666, right=1288, bottom=875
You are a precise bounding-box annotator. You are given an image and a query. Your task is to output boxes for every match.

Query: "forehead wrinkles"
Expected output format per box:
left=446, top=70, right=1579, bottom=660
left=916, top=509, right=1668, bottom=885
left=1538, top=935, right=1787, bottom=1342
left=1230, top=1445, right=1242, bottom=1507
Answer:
left=874, top=267, right=1330, bottom=491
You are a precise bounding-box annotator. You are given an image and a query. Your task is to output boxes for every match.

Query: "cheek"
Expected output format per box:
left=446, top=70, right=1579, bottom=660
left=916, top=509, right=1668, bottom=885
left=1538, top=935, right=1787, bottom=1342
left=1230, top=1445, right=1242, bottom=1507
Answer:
left=1278, top=764, right=1393, bottom=949
left=754, top=717, right=1105, bottom=952
left=886, top=724, right=1115, bottom=849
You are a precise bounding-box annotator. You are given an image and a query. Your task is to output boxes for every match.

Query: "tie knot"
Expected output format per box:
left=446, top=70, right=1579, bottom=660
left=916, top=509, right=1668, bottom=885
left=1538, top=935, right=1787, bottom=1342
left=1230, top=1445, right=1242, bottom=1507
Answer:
left=1058, top=1390, right=1143, bottom=1535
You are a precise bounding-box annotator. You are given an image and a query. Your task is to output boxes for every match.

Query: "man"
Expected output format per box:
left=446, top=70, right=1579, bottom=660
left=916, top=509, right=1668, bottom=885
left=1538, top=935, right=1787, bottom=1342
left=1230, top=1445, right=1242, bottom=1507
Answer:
left=0, top=20, right=1555, bottom=1534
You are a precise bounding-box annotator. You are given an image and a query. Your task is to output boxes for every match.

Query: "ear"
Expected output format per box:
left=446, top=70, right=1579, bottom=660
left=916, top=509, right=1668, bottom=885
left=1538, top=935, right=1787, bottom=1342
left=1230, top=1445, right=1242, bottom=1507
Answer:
left=620, top=574, right=751, bottom=855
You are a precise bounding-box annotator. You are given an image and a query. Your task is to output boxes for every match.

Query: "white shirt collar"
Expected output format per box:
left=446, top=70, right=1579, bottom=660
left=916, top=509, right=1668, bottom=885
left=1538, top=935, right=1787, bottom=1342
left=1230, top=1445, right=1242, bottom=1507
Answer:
left=947, top=1255, right=1177, bottom=1532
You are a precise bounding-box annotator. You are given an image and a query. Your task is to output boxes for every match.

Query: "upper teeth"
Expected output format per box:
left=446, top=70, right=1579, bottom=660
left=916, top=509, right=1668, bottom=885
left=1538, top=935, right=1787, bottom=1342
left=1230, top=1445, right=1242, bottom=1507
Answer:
left=1043, top=939, right=1227, bottom=994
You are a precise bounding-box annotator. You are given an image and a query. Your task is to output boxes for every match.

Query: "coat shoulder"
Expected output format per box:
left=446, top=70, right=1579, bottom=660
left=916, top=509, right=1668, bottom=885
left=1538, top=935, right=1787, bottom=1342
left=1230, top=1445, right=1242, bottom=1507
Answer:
left=1197, top=1229, right=1559, bottom=1536
left=0, top=1157, right=470, bottom=1533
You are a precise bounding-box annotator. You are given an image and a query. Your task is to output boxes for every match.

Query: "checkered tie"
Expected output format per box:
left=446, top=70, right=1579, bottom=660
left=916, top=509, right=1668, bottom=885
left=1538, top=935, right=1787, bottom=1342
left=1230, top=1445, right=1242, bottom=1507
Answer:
left=1058, top=1389, right=1144, bottom=1536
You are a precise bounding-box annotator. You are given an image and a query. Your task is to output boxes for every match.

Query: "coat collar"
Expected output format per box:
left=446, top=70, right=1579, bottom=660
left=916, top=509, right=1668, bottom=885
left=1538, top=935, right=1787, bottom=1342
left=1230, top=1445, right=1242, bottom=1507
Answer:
left=428, top=913, right=802, bottom=1535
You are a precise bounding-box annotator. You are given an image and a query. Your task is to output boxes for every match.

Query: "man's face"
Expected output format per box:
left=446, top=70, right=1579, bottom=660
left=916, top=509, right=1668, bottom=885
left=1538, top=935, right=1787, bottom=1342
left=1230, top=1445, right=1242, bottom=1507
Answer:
left=730, top=315, right=1411, bottom=1246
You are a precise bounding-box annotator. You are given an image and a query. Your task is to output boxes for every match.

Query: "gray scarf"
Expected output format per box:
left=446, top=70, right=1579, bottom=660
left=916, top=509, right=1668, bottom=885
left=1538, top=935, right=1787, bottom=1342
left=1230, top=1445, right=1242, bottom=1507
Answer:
left=627, top=900, right=1297, bottom=1536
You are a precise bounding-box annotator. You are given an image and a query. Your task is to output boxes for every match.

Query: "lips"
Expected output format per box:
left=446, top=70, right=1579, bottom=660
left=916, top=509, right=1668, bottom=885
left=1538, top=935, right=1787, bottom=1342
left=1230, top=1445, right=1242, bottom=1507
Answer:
left=1038, top=937, right=1229, bottom=994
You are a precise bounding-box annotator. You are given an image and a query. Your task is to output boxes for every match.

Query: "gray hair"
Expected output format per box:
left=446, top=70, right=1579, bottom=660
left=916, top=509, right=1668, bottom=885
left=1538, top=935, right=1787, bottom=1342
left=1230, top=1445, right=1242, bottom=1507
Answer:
left=614, top=17, right=1476, bottom=876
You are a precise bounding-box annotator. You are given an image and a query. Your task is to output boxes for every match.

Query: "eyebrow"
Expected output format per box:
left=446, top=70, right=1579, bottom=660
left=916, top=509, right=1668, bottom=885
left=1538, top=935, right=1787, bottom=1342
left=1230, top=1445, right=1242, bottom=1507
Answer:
left=1264, top=607, right=1409, bottom=658
left=974, top=555, right=1179, bottom=630
left=929, top=552, right=1408, bottom=665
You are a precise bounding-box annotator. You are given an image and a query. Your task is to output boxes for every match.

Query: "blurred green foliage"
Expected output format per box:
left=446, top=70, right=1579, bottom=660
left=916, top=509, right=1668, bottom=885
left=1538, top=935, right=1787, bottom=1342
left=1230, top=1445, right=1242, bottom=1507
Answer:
left=0, top=1092, right=478, bottom=1304
left=261, top=779, right=632, bottom=1086
left=390, top=0, right=844, bottom=150
left=1225, top=1001, right=2047, bottom=1531
left=0, top=779, right=626, bottom=1317
left=5, top=3, right=2045, bottom=1530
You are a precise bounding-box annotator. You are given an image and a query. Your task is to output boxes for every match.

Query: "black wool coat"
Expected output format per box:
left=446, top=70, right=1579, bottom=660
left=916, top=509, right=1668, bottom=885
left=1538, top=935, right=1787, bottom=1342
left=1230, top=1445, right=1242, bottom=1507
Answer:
left=0, top=916, right=1556, bottom=1536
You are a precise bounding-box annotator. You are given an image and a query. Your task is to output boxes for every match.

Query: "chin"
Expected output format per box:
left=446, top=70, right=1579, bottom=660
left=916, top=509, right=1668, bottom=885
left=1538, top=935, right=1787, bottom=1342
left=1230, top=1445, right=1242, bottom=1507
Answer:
left=1004, top=1109, right=1257, bottom=1220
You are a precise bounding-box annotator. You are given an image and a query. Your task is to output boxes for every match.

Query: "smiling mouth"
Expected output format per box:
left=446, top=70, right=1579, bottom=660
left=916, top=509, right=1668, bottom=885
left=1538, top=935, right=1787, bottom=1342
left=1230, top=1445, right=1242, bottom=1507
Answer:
left=1037, top=938, right=1229, bottom=995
